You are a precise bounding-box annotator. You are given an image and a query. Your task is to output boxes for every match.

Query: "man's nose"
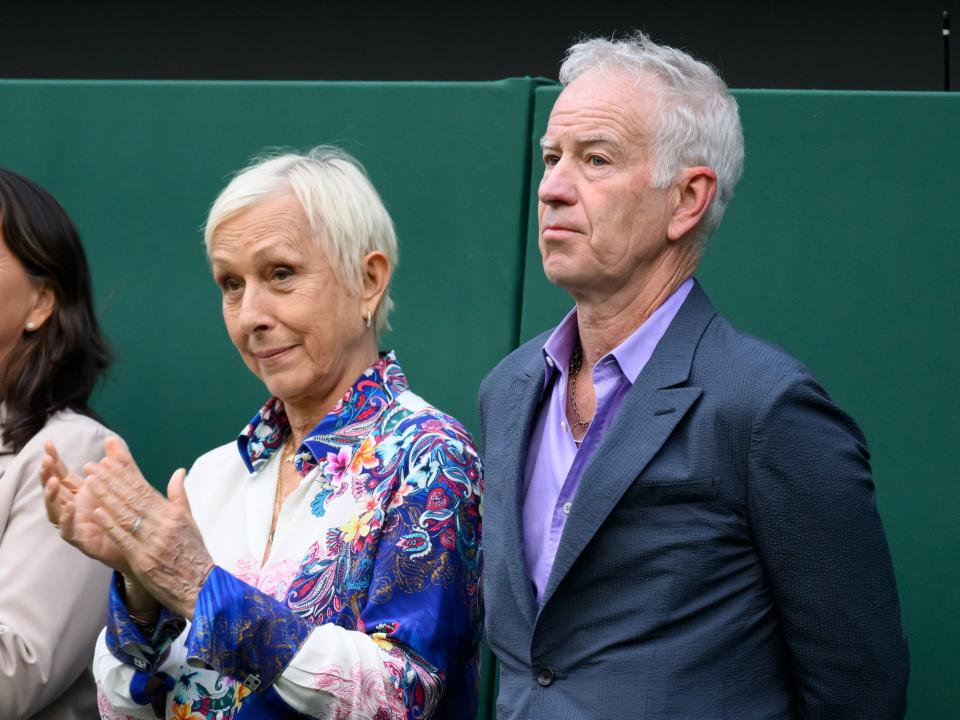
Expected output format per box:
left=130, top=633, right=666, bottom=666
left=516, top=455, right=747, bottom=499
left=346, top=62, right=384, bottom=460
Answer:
left=538, top=159, right=577, bottom=206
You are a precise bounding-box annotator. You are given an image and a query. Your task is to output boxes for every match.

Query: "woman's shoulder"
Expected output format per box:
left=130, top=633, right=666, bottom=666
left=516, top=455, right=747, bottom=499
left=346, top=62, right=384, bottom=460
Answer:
left=22, top=410, right=113, bottom=462
left=187, top=440, right=250, bottom=481
left=390, top=389, right=475, bottom=445
left=34, top=409, right=112, bottom=440
left=2, top=410, right=116, bottom=487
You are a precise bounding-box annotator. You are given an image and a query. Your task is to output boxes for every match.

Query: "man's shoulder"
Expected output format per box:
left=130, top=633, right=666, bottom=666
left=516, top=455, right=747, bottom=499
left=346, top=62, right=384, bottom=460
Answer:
left=480, top=328, right=551, bottom=398
left=696, top=311, right=816, bottom=396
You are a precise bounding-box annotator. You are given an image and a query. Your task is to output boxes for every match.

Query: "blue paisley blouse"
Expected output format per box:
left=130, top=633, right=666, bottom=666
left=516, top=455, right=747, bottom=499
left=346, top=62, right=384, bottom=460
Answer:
left=93, top=352, right=483, bottom=720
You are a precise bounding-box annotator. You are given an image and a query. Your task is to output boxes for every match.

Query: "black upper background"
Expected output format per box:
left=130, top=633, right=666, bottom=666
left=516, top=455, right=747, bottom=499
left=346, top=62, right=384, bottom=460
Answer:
left=1, top=1, right=956, bottom=90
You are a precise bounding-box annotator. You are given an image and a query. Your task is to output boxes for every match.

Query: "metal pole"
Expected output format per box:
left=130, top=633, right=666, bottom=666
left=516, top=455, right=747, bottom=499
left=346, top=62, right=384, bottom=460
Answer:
left=945, top=11, right=951, bottom=91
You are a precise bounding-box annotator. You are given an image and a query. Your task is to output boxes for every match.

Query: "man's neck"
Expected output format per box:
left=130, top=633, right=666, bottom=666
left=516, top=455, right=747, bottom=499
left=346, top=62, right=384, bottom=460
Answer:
left=574, top=260, right=697, bottom=369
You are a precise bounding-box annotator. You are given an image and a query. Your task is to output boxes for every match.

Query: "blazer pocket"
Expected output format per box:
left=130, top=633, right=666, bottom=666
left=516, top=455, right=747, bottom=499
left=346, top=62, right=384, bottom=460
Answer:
left=620, top=476, right=719, bottom=508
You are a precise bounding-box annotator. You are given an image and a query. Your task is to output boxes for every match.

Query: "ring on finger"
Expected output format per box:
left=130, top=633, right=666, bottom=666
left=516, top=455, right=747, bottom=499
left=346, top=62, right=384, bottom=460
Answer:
left=131, top=515, right=143, bottom=536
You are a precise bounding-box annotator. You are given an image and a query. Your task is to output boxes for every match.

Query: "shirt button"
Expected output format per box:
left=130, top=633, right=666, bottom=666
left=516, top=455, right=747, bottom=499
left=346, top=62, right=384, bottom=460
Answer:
left=546, top=356, right=555, bottom=367
left=537, top=667, right=555, bottom=686
left=560, top=421, right=567, bottom=431
left=562, top=502, right=572, bottom=514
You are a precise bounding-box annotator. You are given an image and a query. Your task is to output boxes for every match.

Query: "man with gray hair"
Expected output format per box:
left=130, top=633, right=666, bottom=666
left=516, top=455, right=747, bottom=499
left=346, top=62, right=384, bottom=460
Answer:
left=479, top=32, right=908, bottom=718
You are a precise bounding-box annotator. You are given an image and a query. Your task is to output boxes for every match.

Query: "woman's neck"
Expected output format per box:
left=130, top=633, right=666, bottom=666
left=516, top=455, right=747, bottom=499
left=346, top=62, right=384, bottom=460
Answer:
left=282, top=343, right=381, bottom=447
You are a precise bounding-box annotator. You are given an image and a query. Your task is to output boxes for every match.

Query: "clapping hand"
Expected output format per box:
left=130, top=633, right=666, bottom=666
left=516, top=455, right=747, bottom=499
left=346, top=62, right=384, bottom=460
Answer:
left=40, top=437, right=215, bottom=619
left=40, top=440, right=131, bottom=576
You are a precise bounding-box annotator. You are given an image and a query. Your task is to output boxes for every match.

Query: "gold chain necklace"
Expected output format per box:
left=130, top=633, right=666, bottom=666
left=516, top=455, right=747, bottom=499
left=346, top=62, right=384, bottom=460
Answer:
left=267, top=435, right=295, bottom=547
left=568, top=345, right=593, bottom=434
left=283, top=433, right=297, bottom=463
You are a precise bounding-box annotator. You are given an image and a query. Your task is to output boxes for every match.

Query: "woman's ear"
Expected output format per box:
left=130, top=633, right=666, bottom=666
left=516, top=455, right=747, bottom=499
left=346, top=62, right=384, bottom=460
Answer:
left=26, top=283, right=55, bottom=332
left=359, top=251, right=391, bottom=319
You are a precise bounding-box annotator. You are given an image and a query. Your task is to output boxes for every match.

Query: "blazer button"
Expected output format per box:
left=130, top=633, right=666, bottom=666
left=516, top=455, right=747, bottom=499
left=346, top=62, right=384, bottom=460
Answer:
left=536, top=667, right=555, bottom=687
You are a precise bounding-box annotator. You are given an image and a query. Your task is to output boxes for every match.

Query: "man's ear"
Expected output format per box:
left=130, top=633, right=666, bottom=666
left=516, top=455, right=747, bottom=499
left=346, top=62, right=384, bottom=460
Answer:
left=26, top=283, right=55, bottom=331
left=667, top=166, right=718, bottom=242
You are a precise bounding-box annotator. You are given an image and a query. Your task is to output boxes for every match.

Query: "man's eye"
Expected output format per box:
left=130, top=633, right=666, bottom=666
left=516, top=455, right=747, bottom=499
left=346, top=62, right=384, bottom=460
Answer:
left=272, top=267, right=293, bottom=282
left=588, top=155, right=608, bottom=167
left=220, top=277, right=242, bottom=293
left=544, top=154, right=560, bottom=167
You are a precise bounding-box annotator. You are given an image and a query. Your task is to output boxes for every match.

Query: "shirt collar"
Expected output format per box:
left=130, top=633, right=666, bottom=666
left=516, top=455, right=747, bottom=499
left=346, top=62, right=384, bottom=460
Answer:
left=540, top=308, right=579, bottom=391
left=237, top=350, right=408, bottom=477
left=612, top=278, right=694, bottom=383
left=540, top=277, right=694, bottom=387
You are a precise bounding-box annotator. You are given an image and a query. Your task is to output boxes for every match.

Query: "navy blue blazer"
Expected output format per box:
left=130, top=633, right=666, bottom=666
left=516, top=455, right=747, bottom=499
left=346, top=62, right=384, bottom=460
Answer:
left=478, top=280, right=908, bottom=719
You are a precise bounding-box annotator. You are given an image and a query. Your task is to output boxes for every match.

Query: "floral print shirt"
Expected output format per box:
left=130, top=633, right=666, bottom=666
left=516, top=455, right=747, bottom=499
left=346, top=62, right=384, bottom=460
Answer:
left=94, top=352, right=483, bottom=719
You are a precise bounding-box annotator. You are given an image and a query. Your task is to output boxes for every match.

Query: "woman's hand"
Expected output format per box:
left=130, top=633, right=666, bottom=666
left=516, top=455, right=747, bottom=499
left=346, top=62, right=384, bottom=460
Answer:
left=40, top=441, right=131, bottom=575
left=85, top=438, right=215, bottom=619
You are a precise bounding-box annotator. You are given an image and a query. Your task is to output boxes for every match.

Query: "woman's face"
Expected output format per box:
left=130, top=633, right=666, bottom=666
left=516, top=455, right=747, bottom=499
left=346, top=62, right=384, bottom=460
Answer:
left=208, top=191, right=369, bottom=415
left=0, top=229, right=44, bottom=374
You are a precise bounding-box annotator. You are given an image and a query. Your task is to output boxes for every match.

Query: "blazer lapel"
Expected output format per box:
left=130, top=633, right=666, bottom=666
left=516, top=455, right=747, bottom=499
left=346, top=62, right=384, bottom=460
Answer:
left=489, top=350, right=544, bottom=629
left=539, top=281, right=718, bottom=609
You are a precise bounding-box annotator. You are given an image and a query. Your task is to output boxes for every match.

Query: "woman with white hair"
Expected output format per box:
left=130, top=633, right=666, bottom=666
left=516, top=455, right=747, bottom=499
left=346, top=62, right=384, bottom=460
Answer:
left=41, top=146, right=482, bottom=720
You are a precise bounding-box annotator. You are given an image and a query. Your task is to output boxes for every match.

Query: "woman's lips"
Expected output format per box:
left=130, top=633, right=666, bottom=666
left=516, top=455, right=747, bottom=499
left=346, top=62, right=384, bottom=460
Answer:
left=254, top=346, right=294, bottom=363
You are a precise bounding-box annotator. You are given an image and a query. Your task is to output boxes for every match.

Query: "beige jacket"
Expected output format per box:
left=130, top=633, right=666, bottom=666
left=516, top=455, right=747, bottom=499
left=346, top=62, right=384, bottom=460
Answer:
left=0, top=409, right=113, bottom=720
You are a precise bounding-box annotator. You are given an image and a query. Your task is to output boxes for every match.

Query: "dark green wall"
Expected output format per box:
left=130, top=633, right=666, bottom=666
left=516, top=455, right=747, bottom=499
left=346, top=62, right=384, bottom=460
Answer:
left=0, top=79, right=956, bottom=718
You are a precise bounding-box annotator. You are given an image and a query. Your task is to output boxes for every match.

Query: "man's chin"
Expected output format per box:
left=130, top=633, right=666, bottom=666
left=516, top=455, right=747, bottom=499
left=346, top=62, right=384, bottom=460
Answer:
left=543, top=260, right=576, bottom=286
left=543, top=264, right=590, bottom=294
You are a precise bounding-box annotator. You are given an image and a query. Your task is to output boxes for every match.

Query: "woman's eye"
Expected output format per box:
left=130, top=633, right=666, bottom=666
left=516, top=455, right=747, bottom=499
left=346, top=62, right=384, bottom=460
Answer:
left=272, top=267, right=293, bottom=282
left=544, top=154, right=560, bottom=167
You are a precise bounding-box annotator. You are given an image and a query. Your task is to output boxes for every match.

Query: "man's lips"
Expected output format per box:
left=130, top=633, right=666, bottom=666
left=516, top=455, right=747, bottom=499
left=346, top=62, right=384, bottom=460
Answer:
left=540, top=222, right=579, bottom=235
left=541, top=224, right=578, bottom=239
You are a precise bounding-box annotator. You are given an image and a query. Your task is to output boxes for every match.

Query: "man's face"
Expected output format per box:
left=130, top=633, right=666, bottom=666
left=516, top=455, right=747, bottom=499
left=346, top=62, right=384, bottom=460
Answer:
left=538, top=68, right=675, bottom=299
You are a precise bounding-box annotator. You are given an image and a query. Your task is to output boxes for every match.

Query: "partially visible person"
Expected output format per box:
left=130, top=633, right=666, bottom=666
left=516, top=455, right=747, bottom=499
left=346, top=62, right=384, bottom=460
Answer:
left=43, top=147, right=482, bottom=719
left=0, top=168, right=114, bottom=719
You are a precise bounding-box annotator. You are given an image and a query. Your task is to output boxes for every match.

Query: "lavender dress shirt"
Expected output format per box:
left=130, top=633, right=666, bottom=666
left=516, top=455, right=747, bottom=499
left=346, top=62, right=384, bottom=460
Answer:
left=521, top=278, right=694, bottom=603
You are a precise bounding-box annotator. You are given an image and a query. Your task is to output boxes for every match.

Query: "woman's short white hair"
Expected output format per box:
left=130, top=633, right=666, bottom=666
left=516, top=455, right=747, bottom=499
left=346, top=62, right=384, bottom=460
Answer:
left=204, top=146, right=398, bottom=331
left=560, top=31, right=745, bottom=246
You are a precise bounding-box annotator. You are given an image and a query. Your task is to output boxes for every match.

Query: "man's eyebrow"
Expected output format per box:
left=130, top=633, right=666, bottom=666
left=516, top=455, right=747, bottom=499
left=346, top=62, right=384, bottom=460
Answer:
left=539, top=134, right=620, bottom=149
left=579, top=134, right=620, bottom=146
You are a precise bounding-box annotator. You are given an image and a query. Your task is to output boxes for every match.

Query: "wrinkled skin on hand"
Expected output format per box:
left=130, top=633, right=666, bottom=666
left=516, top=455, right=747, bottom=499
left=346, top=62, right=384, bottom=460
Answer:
left=40, top=441, right=131, bottom=576
left=41, top=437, right=215, bottom=619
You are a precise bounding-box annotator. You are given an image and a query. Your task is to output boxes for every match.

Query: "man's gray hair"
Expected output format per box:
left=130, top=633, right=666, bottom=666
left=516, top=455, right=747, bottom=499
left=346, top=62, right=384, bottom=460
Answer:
left=204, top=146, right=398, bottom=332
left=560, top=31, right=745, bottom=245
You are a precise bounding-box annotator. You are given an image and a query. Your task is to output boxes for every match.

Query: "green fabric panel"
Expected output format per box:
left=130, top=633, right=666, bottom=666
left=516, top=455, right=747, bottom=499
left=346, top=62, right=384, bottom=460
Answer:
left=0, top=79, right=539, bottom=720
left=0, top=79, right=539, bottom=719
left=0, top=78, right=533, bottom=480
left=521, top=85, right=960, bottom=717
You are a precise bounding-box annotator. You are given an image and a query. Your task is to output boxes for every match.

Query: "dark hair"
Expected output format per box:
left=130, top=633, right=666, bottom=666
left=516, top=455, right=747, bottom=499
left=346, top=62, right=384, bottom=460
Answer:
left=0, top=169, right=111, bottom=452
